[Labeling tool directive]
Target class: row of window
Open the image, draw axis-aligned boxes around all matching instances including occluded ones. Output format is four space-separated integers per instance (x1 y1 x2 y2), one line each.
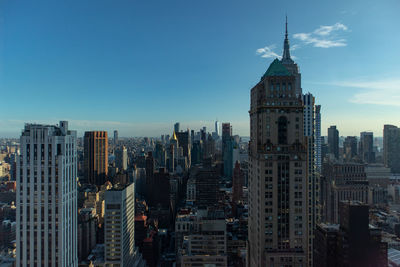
269 82 293 91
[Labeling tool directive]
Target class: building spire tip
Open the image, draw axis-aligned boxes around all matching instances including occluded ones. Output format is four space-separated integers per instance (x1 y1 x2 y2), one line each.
285 15 288 37
282 15 292 62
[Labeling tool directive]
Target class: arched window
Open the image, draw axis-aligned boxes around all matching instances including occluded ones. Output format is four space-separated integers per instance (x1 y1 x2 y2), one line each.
278 116 288 144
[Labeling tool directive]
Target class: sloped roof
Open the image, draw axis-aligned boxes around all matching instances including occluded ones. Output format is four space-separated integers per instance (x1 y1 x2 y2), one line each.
261 58 292 79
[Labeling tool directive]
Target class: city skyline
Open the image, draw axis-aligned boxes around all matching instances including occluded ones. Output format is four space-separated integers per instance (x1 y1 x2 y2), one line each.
2 1 399 266
0 119 393 139
1 0 399 137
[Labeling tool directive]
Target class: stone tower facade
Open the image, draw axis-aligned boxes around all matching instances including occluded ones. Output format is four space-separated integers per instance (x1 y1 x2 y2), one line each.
248 19 312 266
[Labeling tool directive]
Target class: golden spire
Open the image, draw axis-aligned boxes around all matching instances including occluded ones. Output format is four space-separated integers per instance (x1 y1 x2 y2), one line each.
171 131 178 141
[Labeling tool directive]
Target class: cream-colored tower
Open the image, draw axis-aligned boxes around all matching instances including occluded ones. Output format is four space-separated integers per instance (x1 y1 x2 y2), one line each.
248 19 311 267
17 121 78 267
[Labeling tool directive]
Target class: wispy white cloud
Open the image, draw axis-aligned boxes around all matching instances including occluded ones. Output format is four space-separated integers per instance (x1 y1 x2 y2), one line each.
256 22 346 59
291 44 300 51
293 22 348 48
314 23 348 36
330 78 400 106
256 45 281 59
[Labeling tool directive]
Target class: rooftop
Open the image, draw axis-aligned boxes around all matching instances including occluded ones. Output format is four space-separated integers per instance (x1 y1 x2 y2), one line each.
319 223 340 232
388 248 400 266
261 58 292 80
108 183 132 191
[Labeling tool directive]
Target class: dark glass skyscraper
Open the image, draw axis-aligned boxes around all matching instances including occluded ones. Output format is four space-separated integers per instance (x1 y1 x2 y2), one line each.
360 131 375 163
383 125 400 173
328 126 339 159
222 123 233 178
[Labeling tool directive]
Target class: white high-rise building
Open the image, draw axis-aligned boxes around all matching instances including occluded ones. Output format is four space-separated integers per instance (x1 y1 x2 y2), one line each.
17 121 78 267
105 183 145 266
303 93 314 137
215 121 220 136
315 105 321 172
115 146 128 171
303 93 321 265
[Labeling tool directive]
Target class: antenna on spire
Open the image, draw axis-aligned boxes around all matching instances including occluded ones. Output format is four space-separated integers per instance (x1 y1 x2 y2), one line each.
285 15 288 38
282 14 293 63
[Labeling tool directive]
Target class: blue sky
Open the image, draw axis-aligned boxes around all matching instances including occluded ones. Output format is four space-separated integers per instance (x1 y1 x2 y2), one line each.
0 0 399 137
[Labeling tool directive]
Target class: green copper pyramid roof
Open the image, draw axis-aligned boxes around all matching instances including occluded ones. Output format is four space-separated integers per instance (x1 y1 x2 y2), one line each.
261 58 292 80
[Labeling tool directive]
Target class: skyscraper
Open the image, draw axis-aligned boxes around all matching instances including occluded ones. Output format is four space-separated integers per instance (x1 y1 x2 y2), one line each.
337 201 387 267
154 142 166 167
314 202 387 267
232 161 243 204
328 126 339 159
115 145 128 172
84 131 108 186
360 132 375 163
194 159 219 207
168 132 179 172
383 125 400 173
176 130 191 168
321 161 368 223
222 123 233 178
248 19 312 266
222 123 232 145
145 152 155 203
17 121 78 266
78 208 98 262
343 136 358 161
174 122 180 133
315 105 322 172
104 183 144 266
114 130 118 146
302 93 320 263
204 133 216 159
215 120 220 137
303 93 314 137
